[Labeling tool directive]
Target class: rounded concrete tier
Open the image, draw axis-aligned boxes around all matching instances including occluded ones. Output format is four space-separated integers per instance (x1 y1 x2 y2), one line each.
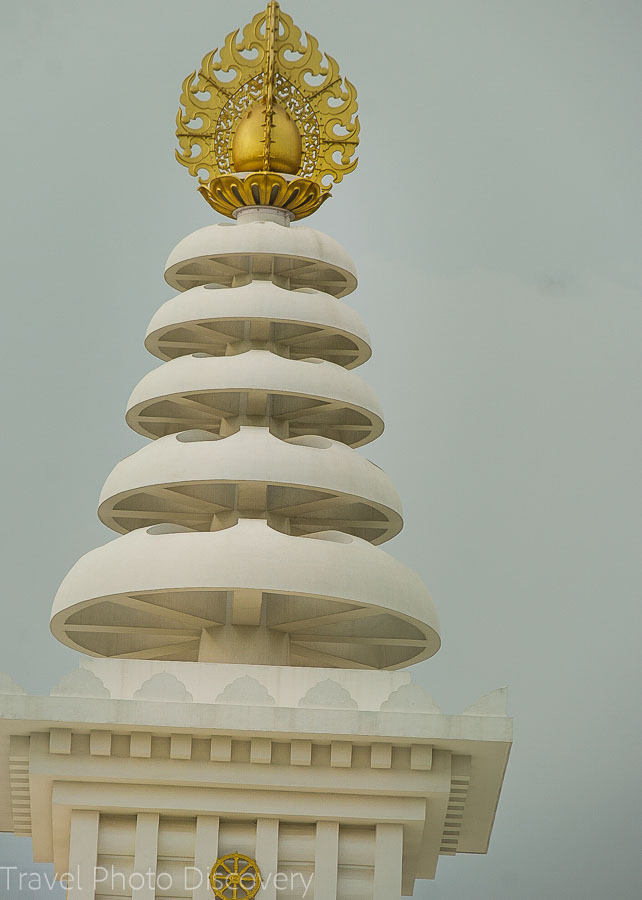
50 519 440 669
126 350 384 446
145 281 371 369
98 426 402 544
164 221 357 297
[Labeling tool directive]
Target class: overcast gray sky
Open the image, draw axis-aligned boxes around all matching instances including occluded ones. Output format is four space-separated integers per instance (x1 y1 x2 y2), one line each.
0 1 640 897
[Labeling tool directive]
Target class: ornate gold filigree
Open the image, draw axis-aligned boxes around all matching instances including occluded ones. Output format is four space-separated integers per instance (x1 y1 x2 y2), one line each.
176 1 359 218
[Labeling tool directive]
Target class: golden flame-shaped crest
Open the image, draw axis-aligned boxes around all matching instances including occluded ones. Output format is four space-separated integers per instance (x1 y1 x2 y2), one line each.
176 1 359 219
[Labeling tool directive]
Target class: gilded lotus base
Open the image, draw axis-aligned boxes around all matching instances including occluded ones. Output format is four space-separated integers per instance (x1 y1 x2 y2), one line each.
198 172 331 221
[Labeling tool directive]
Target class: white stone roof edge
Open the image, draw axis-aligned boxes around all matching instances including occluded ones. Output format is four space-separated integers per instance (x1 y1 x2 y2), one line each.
0 666 512 852
0 662 512 743
0 692 512 742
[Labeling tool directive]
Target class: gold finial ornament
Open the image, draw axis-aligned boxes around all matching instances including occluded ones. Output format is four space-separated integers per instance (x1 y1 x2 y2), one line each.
176 1 359 220
209 852 261 899
232 101 302 174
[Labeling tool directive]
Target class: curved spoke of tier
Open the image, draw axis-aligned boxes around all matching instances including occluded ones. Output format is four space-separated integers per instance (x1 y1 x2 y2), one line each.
267 494 341 516
274 325 333 346
189 321 246 342
276 400 342 421
137 416 216 427
289 634 427 647
290 645 375 669
157 340 228 354
110 595 223 629
153 485 230 514
299 518 385 531
109 511 208 526
64 625 202 637
110 638 200 660
107 509 201 519
289 424 371 435
174 395 236 419
270 606 380 632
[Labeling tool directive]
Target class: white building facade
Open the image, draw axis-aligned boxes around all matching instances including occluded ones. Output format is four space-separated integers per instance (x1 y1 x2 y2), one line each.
0 5 511 898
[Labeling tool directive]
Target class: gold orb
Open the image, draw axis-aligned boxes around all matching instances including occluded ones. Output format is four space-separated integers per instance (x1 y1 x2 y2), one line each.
232 101 302 175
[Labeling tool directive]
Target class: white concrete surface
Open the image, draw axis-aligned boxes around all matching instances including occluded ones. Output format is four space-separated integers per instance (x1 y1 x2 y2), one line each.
125 349 384 445
0 665 512 896
98 426 403 543
50 519 440 667
145 281 371 369
0 206 512 896
164 220 358 297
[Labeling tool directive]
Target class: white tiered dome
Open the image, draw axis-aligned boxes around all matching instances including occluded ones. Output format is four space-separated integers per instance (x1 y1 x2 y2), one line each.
163 217 357 296
51 213 441 669
125 350 384 445
98 427 403 543
145 281 371 368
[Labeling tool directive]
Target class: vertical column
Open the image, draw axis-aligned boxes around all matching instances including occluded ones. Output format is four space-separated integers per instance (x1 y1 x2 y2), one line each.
255 818 279 900
133 813 159 900
192 816 220 900
314 821 339 900
67 809 99 899
373 824 403 900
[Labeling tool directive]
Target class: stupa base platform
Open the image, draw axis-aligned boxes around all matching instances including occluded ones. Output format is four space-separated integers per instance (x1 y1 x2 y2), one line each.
0 661 511 899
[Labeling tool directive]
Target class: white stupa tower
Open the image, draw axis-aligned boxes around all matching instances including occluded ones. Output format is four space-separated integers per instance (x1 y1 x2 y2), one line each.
0 4 511 898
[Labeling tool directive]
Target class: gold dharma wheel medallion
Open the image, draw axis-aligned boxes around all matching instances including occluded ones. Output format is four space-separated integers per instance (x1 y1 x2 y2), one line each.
209 852 262 899
176 1 359 220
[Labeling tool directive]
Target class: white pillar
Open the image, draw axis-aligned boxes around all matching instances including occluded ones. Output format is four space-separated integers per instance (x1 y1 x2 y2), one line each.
133 812 159 900
314 821 339 900
67 809 99 900
373 823 403 900
192 815 220 900
255 818 279 900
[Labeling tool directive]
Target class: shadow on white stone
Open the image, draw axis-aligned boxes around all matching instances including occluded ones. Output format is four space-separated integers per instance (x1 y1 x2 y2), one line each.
50 668 110 699
380 682 441 713
133 672 193 702
298 678 358 709
0 672 26 695
462 686 509 716
215 676 275 706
